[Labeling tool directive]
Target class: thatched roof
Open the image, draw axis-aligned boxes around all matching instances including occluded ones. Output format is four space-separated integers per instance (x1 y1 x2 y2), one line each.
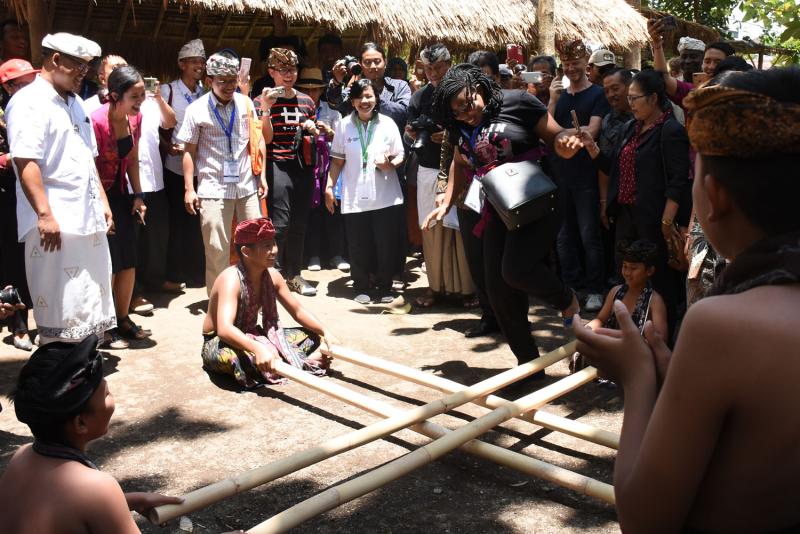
4 0 649 77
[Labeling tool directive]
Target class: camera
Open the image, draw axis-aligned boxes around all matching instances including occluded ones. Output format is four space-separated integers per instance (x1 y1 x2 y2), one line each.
340 55 362 76
409 114 439 152
0 287 22 306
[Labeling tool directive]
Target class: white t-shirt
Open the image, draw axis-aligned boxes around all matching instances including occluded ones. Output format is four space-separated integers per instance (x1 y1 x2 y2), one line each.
7 76 106 240
135 98 165 192
164 79 205 176
330 112 403 214
82 94 102 116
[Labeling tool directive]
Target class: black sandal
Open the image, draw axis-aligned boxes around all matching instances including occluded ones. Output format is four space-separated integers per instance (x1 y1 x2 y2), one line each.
117 316 151 340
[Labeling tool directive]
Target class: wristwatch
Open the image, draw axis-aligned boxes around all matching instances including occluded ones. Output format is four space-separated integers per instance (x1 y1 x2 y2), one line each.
134 192 146 200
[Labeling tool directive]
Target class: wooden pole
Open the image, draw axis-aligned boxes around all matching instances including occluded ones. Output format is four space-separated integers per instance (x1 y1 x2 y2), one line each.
536 0 555 55
247 368 607 533
323 346 618 450
26 0 47 64
150 342 576 524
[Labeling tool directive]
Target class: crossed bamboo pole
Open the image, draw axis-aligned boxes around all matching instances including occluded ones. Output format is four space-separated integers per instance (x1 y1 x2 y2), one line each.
323 345 619 450
246 362 612 533
149 342 576 525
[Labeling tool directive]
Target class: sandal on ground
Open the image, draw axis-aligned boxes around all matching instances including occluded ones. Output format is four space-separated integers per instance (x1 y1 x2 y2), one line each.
414 291 439 308
101 329 129 350
462 294 480 309
117 316 151 340
561 289 581 328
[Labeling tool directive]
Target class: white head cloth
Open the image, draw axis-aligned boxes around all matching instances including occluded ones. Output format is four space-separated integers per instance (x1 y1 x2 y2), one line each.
677 37 706 53
41 33 101 62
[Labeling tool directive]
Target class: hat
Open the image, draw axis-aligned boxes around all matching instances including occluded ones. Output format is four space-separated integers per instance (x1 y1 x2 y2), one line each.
677 37 706 53
14 334 104 426
295 67 326 89
0 59 39 84
557 39 590 61
206 52 239 77
268 47 299 70
178 38 206 60
499 64 513 77
589 49 615 67
234 217 276 245
41 32 101 62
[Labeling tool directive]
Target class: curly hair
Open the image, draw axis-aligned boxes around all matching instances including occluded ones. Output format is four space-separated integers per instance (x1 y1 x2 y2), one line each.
618 239 659 267
430 63 504 131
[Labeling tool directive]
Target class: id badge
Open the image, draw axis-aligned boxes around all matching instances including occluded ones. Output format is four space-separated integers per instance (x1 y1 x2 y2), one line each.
223 158 239 183
464 178 484 214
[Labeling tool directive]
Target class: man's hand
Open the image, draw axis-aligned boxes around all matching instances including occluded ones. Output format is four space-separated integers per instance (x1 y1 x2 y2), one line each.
254 345 280 375
431 130 445 144
648 18 666 43
556 132 584 158
132 197 147 224
238 74 251 97
302 119 320 137
317 121 334 140
260 88 281 115
332 60 348 84
38 212 61 252
404 125 417 141
125 492 184 516
324 187 337 214
167 143 183 157
549 75 564 104
0 287 25 320
184 190 200 215
258 177 268 200
374 154 394 171
321 330 341 351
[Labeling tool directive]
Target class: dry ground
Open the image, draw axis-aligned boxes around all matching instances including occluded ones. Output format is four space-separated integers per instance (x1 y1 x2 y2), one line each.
0 258 623 533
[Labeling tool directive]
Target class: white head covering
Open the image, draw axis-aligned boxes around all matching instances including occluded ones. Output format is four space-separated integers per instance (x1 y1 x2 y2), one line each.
206 53 239 77
41 33 101 62
178 39 206 60
677 37 706 54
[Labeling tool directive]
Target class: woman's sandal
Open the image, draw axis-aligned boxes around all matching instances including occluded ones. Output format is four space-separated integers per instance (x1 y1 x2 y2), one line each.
117 316 151 340
414 291 439 308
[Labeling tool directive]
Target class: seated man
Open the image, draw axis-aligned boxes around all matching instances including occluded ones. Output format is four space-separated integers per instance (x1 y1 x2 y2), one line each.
0 335 182 533
202 217 338 388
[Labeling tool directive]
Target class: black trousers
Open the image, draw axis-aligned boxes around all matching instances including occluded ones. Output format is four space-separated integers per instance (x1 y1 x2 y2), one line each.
305 203 346 264
344 204 405 292
136 189 169 288
483 208 572 364
0 172 30 334
267 160 314 279
163 168 205 284
457 207 497 325
614 205 685 337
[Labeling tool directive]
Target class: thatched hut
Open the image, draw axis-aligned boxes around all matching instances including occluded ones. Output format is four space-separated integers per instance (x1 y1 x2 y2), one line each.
5 0 649 78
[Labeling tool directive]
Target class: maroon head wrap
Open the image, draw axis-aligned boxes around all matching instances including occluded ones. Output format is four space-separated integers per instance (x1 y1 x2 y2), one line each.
234 217 276 245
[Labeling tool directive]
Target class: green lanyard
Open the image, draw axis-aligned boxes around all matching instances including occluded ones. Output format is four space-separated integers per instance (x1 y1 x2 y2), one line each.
355 114 377 173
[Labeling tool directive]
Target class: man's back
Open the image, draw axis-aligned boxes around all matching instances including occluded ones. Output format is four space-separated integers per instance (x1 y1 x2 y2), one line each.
0 445 139 533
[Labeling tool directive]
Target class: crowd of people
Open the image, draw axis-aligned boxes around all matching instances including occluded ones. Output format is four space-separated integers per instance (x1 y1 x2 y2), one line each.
1 12 799 532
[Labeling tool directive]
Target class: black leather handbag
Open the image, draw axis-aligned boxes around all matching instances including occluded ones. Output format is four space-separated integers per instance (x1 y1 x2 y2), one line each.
480 159 557 230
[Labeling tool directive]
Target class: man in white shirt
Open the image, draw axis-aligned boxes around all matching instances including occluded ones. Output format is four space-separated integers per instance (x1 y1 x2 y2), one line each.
80 54 125 116
178 51 265 294
163 38 207 287
7 32 114 345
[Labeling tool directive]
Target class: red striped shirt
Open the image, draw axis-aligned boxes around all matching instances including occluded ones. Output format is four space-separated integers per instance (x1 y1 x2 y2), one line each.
266 91 316 161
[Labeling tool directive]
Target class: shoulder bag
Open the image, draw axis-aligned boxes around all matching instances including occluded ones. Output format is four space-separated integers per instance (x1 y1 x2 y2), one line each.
480 156 557 231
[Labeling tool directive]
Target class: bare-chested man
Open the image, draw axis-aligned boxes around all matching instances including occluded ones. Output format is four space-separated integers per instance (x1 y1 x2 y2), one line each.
573 67 800 532
0 335 182 533
202 217 338 388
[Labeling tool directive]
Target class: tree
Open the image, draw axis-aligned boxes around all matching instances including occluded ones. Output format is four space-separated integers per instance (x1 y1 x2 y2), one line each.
646 0 737 32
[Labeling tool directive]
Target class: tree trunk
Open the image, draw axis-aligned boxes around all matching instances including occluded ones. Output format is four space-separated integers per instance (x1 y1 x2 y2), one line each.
622 0 642 69
536 0 555 56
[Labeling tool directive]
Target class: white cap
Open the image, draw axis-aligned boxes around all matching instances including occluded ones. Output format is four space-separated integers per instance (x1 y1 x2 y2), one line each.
178 38 206 60
42 32 101 62
677 37 706 53
588 49 615 67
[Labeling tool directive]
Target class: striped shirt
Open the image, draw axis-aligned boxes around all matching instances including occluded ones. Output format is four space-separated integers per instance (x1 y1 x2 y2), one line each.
177 91 258 200
265 91 315 161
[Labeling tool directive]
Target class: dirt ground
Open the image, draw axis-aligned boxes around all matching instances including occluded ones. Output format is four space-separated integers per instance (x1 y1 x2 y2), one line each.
0 258 623 533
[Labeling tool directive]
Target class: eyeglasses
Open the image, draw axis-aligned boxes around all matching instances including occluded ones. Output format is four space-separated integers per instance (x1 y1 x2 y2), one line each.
626 93 649 103
361 58 383 68
58 54 90 76
452 88 477 119
270 67 297 76
213 78 238 87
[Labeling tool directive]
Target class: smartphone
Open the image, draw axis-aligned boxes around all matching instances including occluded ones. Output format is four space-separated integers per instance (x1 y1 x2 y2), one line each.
659 15 677 32
520 71 543 84
143 77 158 93
692 72 709 86
506 44 525 66
239 57 252 80
570 109 581 132
135 209 146 226
273 86 286 97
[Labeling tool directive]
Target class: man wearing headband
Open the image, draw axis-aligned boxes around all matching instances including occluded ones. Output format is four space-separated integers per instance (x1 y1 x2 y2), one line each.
572 67 800 531
648 20 711 110
0 334 183 531
201 217 339 388
178 51 266 295
7 33 116 345
552 39 610 313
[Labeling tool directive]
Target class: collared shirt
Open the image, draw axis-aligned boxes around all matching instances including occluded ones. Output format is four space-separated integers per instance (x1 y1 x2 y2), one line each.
7 75 106 241
327 76 411 133
598 109 634 160
136 98 165 192
164 78 205 176
177 91 257 200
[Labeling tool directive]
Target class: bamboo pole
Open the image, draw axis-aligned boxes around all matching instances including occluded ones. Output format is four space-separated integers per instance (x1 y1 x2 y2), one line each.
247 368 608 534
323 346 619 449
150 342 575 524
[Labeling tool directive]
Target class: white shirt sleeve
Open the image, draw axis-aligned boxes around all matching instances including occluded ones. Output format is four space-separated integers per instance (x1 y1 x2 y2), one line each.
8 99 47 160
176 100 200 145
330 117 346 159
385 116 404 158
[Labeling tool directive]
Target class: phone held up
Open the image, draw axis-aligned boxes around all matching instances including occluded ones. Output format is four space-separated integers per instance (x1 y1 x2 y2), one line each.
506 43 525 66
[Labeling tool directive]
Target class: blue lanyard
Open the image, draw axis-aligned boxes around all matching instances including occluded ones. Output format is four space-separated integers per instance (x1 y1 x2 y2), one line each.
460 122 485 166
209 97 236 155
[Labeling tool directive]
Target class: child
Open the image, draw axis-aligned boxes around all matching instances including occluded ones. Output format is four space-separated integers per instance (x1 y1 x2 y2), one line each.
0 335 185 532
571 239 667 375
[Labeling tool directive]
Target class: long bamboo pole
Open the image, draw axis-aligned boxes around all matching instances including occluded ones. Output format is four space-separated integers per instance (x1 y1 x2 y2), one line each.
150 342 575 524
246 369 611 533
323 346 619 449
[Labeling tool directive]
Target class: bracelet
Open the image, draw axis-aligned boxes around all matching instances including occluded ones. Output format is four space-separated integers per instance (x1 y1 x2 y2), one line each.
661 218 673 226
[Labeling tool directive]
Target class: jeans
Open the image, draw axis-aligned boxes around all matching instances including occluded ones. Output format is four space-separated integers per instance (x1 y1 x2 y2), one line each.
556 179 605 293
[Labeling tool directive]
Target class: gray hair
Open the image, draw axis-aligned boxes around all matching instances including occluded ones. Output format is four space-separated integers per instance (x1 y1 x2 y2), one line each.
420 43 451 65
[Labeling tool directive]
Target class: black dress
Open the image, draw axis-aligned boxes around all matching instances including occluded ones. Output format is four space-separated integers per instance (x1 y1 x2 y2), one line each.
106 136 138 274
